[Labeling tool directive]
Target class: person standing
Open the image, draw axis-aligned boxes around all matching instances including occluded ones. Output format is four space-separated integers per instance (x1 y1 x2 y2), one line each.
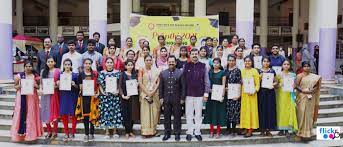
257 57 277 136
75 31 87 54
60 40 83 73
92 32 106 55
40 57 60 139
276 60 298 136
240 56 260 138
101 45 124 71
37 38 57 73
138 55 161 137
51 34 68 68
11 61 43 142
187 35 197 52
204 58 226 139
153 35 169 59
75 58 99 142
97 57 123 139
159 55 185 141
176 46 189 70
170 35 183 58
58 59 79 141
82 39 103 72
227 34 239 54
295 61 321 141
225 55 241 136
183 48 210 141
249 43 263 69
156 47 169 70
119 60 140 139
269 44 285 72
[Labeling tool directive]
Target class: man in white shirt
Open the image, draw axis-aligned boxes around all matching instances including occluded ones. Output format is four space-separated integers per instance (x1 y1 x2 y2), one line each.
61 40 82 73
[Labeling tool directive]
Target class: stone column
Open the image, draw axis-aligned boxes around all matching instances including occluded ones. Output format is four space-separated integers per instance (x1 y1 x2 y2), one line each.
120 0 132 47
259 0 268 49
89 0 107 45
49 0 58 43
194 0 206 16
0 0 13 80
132 0 140 13
16 0 23 35
292 0 299 48
318 0 338 80
181 0 189 16
236 0 254 48
308 0 320 56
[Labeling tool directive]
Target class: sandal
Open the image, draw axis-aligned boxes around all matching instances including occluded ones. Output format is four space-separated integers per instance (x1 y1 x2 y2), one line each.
265 131 273 137
209 132 214 138
51 133 58 140
215 132 220 139
277 131 285 136
63 134 69 142
45 133 52 139
129 132 136 138
125 133 130 139
244 132 252 138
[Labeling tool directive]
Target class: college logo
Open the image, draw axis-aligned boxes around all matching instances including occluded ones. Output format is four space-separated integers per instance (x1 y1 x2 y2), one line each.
316 126 341 140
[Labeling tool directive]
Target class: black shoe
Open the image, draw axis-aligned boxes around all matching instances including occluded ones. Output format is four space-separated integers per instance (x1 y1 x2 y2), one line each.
195 135 202 141
175 134 181 141
186 134 192 141
162 134 171 141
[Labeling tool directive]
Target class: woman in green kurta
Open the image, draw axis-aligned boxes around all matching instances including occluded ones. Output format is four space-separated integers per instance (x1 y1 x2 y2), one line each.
204 58 227 139
275 60 298 136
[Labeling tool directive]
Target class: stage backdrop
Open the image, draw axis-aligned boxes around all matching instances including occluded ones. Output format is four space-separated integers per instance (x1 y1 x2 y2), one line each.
129 14 219 50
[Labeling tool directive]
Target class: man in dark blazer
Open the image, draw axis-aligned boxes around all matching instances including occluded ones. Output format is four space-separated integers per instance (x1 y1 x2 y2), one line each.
75 31 87 54
159 55 185 141
92 32 106 55
36 38 58 73
51 34 68 68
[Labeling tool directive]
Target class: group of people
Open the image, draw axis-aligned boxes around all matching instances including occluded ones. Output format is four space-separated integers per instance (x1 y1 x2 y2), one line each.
11 31 322 143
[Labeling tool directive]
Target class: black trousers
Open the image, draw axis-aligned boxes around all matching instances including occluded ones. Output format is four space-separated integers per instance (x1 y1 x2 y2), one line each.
121 98 134 134
83 116 94 135
163 100 181 135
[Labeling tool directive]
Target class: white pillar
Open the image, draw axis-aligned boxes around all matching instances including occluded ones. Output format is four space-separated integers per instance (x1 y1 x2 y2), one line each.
89 0 107 45
318 0 338 80
0 0 13 80
194 0 206 16
181 0 189 16
308 0 320 56
236 0 254 48
259 0 268 48
49 0 58 44
292 0 299 48
132 0 140 13
16 0 23 35
120 0 132 47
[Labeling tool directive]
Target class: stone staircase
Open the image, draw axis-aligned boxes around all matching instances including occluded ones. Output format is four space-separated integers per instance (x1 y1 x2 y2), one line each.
0 82 342 146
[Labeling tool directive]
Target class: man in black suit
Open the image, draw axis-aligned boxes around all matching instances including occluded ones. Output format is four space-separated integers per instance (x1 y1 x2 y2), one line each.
92 32 106 55
75 31 87 54
159 55 185 141
36 38 58 73
51 34 68 68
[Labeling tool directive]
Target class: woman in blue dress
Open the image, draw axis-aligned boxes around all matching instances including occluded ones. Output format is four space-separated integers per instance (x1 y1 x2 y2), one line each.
257 56 277 136
58 59 79 141
97 57 123 139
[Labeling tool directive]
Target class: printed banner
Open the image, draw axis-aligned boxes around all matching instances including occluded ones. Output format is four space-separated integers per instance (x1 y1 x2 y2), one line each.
129 14 219 49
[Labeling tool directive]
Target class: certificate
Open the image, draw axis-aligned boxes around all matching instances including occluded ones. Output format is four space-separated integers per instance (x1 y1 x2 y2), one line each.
227 84 241 99
253 56 262 69
82 80 95 96
243 78 255 94
20 79 34 95
261 73 274 89
283 76 295 92
42 78 54 94
211 84 224 101
59 74 72 91
272 66 282 75
105 77 117 94
236 59 245 70
126 79 138 96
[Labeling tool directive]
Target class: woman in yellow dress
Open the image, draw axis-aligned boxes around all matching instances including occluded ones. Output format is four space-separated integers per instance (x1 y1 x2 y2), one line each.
240 56 260 137
138 54 161 137
276 60 298 136
295 61 321 141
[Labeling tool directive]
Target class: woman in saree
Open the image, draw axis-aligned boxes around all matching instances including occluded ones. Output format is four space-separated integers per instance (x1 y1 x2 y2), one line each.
295 61 321 141
138 55 161 137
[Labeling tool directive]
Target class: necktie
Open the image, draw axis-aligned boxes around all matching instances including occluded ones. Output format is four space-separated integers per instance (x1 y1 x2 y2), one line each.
59 44 62 55
45 50 50 61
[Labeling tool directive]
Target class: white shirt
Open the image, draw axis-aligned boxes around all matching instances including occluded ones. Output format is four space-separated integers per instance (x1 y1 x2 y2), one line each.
60 51 82 73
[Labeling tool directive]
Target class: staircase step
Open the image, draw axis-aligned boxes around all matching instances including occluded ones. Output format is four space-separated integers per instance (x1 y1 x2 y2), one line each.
316 116 343 126
319 95 342 101
319 100 343 109
0 102 14 110
318 108 343 118
0 129 304 146
0 95 15 102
